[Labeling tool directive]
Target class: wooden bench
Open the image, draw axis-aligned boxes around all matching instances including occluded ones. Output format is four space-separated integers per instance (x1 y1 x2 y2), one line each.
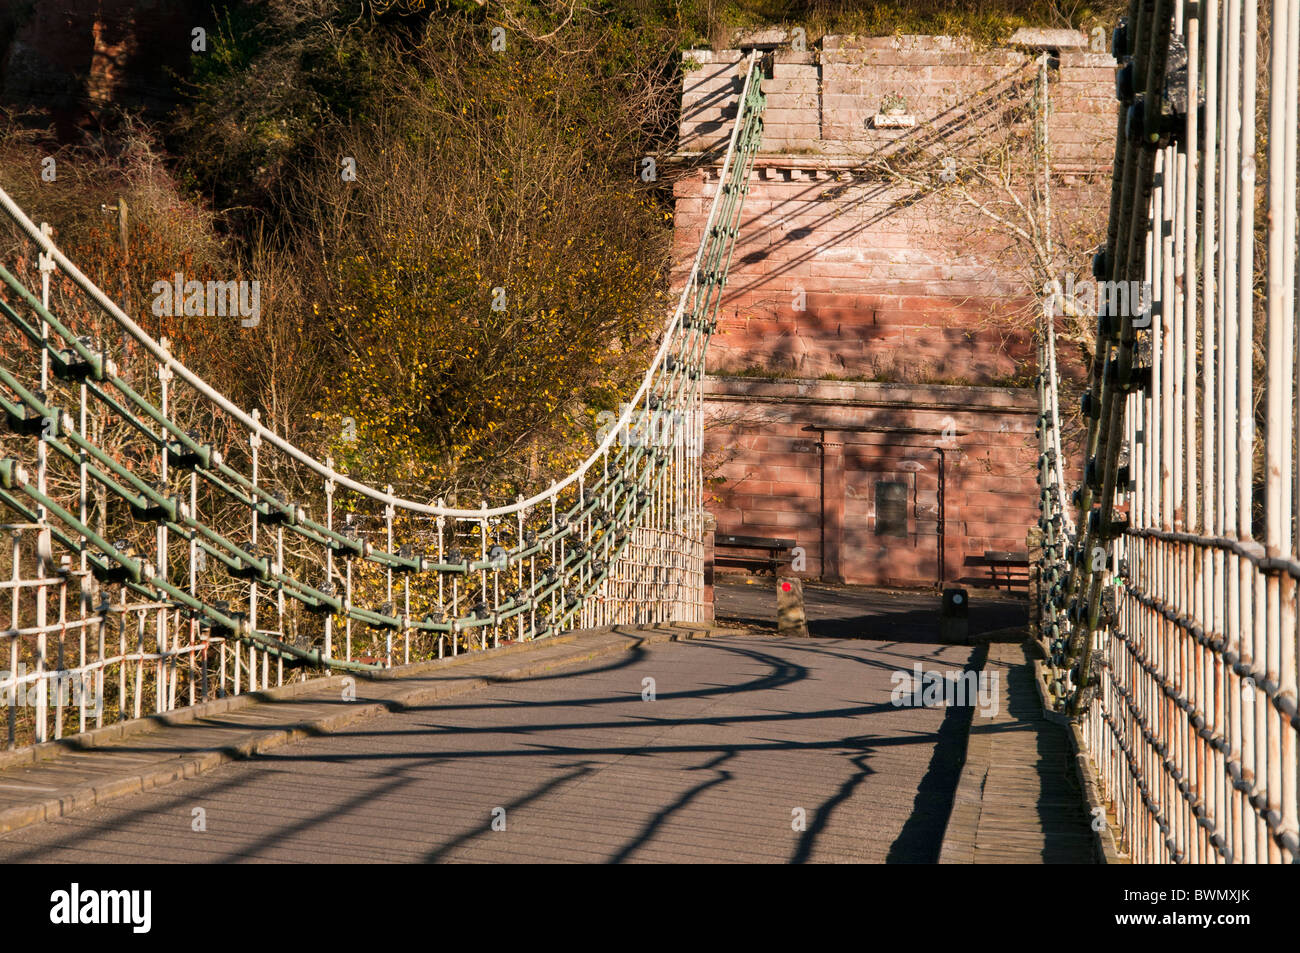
980 550 1030 591
714 534 796 575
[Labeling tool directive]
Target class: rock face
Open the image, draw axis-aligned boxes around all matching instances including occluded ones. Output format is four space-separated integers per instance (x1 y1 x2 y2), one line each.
1 0 215 133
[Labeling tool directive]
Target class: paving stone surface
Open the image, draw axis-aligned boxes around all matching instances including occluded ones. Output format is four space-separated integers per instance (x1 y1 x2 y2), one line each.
939 642 1097 864
0 633 979 863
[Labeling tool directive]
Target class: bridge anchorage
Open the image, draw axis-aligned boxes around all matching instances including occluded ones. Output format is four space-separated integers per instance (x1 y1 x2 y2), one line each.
1035 1 1300 864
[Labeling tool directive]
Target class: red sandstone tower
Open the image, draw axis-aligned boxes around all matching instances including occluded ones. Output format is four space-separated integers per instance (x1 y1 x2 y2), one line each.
677 33 1114 588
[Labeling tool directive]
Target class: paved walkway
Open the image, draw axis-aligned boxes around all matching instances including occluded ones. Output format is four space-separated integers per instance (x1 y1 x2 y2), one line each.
939 642 1097 863
0 631 978 863
714 577 1028 639
0 625 706 835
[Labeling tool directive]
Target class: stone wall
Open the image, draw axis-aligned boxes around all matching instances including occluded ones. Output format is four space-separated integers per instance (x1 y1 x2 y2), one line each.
681 35 1116 166
704 377 1039 588
677 35 1114 384
682 34 1114 587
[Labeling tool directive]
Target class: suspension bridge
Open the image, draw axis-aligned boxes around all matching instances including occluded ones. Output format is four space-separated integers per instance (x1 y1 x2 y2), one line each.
0 1 1298 866
1036 0 1299 864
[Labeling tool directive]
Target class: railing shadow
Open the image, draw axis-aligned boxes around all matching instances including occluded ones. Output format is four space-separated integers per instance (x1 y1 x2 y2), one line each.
0 633 994 864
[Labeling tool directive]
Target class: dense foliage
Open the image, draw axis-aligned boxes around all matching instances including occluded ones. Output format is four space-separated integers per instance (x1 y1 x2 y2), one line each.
1 0 1122 502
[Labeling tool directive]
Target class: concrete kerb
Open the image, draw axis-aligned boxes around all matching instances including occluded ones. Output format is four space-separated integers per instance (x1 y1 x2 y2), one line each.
0 622 747 836
0 670 351 773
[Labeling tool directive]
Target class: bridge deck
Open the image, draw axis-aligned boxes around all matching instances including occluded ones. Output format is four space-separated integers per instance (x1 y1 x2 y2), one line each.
940 642 1097 863
0 631 979 863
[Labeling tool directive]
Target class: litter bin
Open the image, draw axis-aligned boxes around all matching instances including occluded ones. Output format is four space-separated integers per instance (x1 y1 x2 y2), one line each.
940 588 969 644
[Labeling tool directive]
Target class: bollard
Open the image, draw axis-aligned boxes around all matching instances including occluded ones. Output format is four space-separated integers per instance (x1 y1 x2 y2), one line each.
776 576 809 638
939 588 969 644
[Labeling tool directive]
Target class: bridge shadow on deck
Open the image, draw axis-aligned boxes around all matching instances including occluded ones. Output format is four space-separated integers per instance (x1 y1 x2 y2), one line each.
996 649 1093 862
0 632 994 864
0 584 1042 864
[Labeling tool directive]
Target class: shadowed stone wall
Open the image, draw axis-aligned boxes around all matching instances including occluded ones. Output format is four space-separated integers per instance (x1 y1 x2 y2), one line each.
682 34 1113 587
